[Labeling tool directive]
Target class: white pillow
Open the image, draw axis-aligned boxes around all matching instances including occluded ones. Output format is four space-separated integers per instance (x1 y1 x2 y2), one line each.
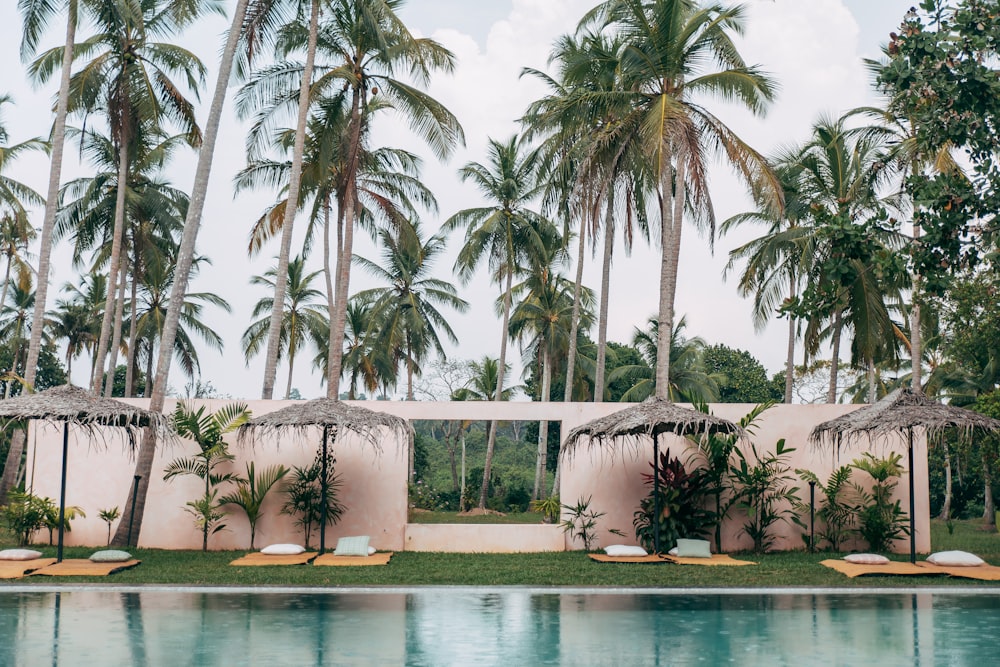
368 546 376 556
604 544 648 557
261 543 306 556
0 548 42 561
89 550 132 563
844 553 890 565
926 550 985 567
668 547 679 557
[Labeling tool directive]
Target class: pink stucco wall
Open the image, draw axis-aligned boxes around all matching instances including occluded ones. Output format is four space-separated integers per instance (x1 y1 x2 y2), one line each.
23 400 929 554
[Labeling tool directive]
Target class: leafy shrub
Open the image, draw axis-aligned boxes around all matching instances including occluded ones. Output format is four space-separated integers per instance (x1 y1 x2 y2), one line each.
1 491 51 545
409 479 446 511
851 452 909 552
730 439 802 553
795 466 856 551
562 496 606 550
282 449 345 549
633 448 713 552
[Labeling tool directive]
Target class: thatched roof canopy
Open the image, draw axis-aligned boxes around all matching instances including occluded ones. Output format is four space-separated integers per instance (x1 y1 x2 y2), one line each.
0 384 171 438
237 398 411 453
563 399 744 456
809 387 1000 447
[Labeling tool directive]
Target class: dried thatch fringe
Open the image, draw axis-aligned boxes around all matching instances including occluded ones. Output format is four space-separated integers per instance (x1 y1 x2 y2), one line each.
236 398 412 455
0 384 173 449
562 398 744 459
809 387 1000 448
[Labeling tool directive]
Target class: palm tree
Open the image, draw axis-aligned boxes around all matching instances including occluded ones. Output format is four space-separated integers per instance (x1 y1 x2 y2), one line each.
243 255 328 399
47 300 97 381
29 0 207 396
580 0 778 400
609 315 719 403
354 222 468 401
333 297 395 399
113 0 254 547
219 461 289 549
164 401 249 551
509 239 594 499
444 135 552 509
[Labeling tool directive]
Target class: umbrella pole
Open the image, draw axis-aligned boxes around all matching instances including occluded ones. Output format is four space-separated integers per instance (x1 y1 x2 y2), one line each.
57 422 69 563
653 432 660 555
908 428 916 564
320 425 329 554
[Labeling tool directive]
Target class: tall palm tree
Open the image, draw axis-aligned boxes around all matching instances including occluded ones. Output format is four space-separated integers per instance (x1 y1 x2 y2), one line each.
332 296 394 399
354 221 468 402
509 237 594 499
580 0 778 400
114 0 253 547
47 299 97 382
243 255 328 399
445 135 552 509
30 0 207 395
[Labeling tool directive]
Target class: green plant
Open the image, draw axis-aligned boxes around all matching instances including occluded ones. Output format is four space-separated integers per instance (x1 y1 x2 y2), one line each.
409 479 445 511
530 495 560 523
41 504 85 546
633 448 713 552
281 449 345 549
795 466 856 551
0 491 50 545
730 439 802 553
220 461 289 549
98 507 121 546
164 401 250 551
850 452 909 552
561 496 605 550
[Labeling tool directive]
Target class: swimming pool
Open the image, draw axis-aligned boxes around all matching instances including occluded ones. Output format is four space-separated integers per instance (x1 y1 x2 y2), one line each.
1 587 997 665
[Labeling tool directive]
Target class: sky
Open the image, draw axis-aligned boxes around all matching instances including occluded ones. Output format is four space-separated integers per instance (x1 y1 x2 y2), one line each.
0 0 919 401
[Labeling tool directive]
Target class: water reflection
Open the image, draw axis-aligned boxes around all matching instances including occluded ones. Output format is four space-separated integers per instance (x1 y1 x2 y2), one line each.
0 590 997 665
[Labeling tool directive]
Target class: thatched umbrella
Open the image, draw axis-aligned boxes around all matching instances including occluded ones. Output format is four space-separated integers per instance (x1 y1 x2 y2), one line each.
809 387 1000 562
237 398 411 553
0 384 172 561
563 399 744 553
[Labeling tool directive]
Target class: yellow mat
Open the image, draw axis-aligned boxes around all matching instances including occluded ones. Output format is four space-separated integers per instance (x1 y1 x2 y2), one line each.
915 562 1000 581
31 559 141 577
588 554 670 564
664 554 757 566
230 552 318 566
820 559 939 578
0 558 57 579
313 552 393 566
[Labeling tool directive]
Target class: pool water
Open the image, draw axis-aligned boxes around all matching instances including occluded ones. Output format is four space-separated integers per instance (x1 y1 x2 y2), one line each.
1 588 997 665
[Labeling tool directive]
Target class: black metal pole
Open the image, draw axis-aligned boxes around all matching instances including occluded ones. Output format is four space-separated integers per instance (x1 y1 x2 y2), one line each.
56 423 69 563
908 428 916 563
653 432 660 555
126 475 141 547
809 480 816 553
320 425 329 554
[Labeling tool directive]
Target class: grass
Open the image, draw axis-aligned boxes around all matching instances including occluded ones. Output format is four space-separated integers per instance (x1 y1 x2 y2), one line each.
2 519 998 588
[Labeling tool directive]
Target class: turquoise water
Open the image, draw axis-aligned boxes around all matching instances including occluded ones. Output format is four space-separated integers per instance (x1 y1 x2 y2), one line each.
1 588 998 665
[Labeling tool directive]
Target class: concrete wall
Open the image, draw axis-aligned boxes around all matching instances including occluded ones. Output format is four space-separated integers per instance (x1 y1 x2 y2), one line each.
23 400 930 554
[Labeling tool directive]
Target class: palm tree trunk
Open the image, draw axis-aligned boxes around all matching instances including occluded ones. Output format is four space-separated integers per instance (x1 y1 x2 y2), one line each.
144 333 154 397
3 4 77 502
983 451 995 526
479 270 513 509
92 134 130 395
938 440 952 520
260 0 320 400
656 153 685 401
284 345 295 399
867 358 877 404
322 196 336 391
563 215 586 402
103 266 128 396
785 277 796 403
406 332 414 401
827 307 843 404
124 246 140 396
594 203 614 401
533 346 552 499
911 188 923 393
112 0 251 547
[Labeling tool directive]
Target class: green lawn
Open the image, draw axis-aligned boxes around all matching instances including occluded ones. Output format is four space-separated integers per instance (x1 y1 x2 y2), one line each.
2 520 998 588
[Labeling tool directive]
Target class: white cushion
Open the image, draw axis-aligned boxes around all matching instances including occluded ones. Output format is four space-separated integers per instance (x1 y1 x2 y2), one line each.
368 546 376 556
0 548 42 561
604 544 647 557
844 553 890 565
668 547 679 557
334 535 370 557
260 543 306 556
675 538 712 558
926 550 985 567
89 550 132 563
